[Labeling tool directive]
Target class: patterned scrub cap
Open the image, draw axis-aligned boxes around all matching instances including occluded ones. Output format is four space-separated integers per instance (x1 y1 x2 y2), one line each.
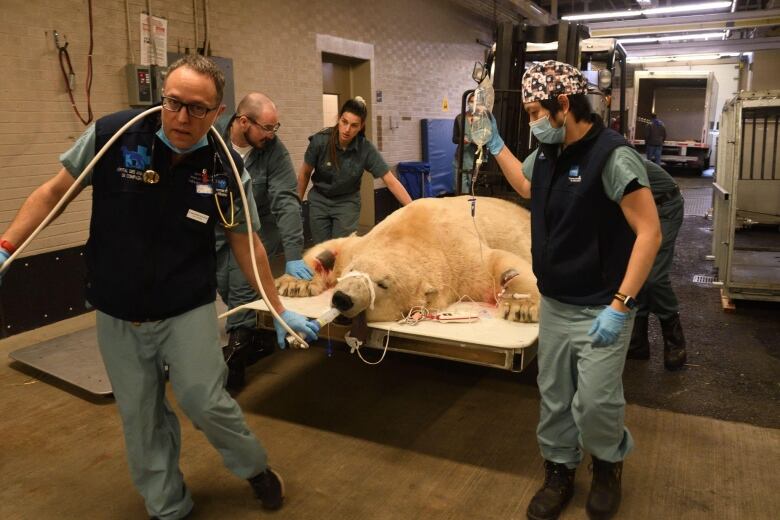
521 60 589 103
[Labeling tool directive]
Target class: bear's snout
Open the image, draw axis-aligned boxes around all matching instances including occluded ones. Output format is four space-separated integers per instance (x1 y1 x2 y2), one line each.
332 290 354 312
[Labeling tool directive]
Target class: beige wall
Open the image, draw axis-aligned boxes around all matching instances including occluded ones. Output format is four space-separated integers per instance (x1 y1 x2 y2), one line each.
750 49 780 92
0 0 491 256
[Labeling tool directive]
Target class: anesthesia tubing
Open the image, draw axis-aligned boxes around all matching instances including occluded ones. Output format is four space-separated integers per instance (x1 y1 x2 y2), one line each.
0 106 307 348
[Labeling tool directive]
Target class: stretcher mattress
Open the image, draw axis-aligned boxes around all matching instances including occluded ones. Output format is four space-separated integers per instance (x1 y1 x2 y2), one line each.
242 290 539 371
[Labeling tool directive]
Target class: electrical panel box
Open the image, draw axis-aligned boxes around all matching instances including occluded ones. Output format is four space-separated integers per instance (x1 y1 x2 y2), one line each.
126 64 165 107
126 64 154 106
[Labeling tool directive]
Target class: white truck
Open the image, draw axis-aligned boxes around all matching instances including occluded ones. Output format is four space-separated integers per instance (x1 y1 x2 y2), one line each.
629 70 719 174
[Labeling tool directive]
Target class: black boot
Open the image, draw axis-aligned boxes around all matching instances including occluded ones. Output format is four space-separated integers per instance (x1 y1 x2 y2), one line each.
223 327 254 390
660 313 687 370
526 461 576 520
586 457 622 520
246 333 275 365
626 315 650 360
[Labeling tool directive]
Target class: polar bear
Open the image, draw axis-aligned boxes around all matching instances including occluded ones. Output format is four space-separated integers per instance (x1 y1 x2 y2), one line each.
275 196 539 323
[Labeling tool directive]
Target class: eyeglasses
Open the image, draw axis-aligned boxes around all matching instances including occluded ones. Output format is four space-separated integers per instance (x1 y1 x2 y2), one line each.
161 96 219 119
240 114 281 134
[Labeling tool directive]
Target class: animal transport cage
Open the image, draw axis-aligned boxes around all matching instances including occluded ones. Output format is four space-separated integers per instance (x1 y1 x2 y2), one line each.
712 90 780 303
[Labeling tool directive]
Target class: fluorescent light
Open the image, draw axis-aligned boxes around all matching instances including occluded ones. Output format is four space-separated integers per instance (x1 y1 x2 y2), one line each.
563 1 731 22
643 1 731 15
619 31 726 45
562 10 642 21
626 52 741 63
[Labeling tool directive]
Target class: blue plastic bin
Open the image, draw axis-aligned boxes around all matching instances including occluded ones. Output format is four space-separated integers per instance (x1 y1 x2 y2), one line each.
397 162 432 200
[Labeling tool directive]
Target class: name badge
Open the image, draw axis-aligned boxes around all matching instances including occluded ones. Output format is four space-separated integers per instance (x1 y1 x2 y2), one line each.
186 209 209 224
568 165 581 183
196 183 214 195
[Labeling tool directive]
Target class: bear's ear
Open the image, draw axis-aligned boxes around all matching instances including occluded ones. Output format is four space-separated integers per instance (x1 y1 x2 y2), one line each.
315 249 337 272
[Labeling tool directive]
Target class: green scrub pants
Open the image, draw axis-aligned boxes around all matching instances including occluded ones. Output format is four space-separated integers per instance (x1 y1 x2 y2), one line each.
96 303 268 520
536 296 635 467
636 193 684 320
215 215 281 332
307 188 360 244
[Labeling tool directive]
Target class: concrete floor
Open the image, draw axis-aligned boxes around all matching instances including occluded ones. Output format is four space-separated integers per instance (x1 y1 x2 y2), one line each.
2 173 779 519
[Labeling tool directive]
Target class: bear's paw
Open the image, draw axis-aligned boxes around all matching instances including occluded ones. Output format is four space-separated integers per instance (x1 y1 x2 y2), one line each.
498 293 539 323
274 274 325 297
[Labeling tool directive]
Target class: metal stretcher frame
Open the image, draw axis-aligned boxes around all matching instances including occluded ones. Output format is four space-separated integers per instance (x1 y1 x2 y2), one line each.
244 291 539 372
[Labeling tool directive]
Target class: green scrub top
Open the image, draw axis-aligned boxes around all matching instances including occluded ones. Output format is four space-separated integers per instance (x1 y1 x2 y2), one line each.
213 115 304 259
60 123 261 235
643 159 678 196
303 128 389 197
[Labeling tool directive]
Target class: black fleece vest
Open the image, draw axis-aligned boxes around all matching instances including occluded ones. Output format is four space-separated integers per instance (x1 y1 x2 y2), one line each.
530 122 635 305
87 109 242 321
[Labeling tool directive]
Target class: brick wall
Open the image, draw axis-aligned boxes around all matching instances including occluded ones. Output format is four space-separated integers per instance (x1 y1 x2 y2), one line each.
0 0 491 256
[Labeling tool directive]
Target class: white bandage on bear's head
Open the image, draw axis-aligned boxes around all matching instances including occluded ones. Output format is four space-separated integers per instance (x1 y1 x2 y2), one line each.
337 270 376 310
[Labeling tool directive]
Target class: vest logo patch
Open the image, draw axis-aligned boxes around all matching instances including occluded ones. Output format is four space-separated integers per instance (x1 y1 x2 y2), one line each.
121 145 151 170
538 151 546 160
568 165 581 183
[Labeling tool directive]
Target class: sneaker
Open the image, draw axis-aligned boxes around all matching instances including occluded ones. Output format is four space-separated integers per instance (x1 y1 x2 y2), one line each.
527 460 576 520
248 467 285 510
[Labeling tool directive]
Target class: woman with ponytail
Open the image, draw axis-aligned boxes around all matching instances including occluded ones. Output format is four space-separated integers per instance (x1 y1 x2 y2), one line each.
297 96 411 244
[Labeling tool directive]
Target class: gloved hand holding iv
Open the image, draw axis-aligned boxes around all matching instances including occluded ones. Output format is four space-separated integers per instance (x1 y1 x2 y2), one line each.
274 309 320 348
486 114 505 156
588 306 628 347
285 259 313 280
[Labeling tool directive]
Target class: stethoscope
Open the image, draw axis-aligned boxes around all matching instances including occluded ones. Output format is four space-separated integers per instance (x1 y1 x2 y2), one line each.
142 132 237 229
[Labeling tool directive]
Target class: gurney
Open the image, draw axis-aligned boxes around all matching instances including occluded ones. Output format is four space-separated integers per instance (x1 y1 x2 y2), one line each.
242 290 539 371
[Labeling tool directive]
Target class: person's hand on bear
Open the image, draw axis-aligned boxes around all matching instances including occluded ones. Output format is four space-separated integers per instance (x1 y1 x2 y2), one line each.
285 259 313 280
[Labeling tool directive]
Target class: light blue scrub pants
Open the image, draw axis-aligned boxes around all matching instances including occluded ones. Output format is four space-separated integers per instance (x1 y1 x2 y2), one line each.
96 303 268 520
536 296 635 468
307 188 361 245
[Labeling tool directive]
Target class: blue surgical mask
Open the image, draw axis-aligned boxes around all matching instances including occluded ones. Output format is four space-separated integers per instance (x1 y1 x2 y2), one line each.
529 114 566 144
156 128 209 155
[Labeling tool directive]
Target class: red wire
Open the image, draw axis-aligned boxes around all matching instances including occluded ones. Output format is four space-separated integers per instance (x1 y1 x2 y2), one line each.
57 0 93 125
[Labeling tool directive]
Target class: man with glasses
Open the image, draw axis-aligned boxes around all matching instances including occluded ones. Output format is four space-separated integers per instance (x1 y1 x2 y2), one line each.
214 92 311 389
0 54 318 518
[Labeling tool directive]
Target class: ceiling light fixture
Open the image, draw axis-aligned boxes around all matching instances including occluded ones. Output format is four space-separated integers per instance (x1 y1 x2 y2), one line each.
618 31 727 45
626 52 741 63
562 1 732 22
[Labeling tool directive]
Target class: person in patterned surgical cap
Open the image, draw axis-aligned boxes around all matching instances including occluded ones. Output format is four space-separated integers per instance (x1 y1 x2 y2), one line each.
482 60 662 520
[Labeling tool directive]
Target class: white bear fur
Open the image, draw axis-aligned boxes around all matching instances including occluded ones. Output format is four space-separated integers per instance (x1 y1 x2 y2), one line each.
275 196 539 323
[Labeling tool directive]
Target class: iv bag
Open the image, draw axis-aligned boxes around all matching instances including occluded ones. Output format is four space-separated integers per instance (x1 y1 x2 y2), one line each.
469 75 496 147
470 111 492 147
473 75 495 113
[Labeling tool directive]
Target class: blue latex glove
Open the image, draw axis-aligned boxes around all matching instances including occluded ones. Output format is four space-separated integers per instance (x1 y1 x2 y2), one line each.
486 114 505 156
0 247 9 286
285 259 313 280
588 306 629 347
274 309 320 348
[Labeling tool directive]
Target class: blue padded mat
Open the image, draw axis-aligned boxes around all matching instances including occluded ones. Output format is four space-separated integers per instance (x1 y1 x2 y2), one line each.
421 119 456 195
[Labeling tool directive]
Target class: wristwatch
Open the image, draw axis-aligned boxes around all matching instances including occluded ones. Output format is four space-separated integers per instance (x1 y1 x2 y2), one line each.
614 292 637 309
